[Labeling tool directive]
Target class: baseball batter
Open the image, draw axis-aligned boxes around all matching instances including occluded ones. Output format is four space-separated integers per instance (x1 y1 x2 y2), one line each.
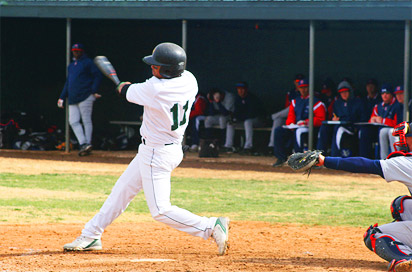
63 42 230 255
316 121 412 271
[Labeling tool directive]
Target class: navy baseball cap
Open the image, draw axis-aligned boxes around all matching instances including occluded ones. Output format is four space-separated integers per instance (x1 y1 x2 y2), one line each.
71 43 84 51
380 84 394 95
235 81 248 88
394 85 404 94
298 79 309 88
366 78 378 86
294 74 305 82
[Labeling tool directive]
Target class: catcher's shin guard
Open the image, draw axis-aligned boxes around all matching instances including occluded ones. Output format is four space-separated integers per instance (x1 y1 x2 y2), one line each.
391 195 412 222
373 235 412 262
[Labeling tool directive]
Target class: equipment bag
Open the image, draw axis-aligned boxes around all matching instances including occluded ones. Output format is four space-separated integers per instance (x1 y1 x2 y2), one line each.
199 139 219 158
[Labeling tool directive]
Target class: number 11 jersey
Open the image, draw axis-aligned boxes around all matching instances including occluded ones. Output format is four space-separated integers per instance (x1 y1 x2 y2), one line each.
126 70 198 145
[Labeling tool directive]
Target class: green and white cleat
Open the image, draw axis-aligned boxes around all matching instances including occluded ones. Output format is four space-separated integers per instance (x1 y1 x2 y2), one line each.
212 217 230 255
63 235 102 251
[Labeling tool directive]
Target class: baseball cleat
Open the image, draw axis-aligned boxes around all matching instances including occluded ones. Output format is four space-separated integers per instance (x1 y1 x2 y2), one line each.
78 144 92 156
272 158 286 167
63 235 102 251
212 217 230 255
388 259 412 272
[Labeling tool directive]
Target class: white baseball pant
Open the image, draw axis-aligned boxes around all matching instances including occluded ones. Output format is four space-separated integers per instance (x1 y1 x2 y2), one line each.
69 94 95 145
81 142 217 240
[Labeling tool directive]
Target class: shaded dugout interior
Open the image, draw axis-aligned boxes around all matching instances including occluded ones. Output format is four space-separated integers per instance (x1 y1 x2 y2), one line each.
0 18 409 137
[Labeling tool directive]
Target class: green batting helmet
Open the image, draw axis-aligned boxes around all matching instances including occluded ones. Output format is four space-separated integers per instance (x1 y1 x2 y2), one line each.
143 42 186 79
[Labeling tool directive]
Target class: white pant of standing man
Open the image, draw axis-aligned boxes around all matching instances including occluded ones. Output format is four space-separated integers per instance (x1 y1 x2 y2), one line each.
69 94 95 145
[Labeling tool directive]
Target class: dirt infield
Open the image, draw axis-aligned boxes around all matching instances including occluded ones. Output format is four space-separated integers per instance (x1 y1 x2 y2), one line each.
0 150 387 271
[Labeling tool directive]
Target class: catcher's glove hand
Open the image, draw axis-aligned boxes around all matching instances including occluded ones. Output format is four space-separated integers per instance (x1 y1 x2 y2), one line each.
287 150 322 176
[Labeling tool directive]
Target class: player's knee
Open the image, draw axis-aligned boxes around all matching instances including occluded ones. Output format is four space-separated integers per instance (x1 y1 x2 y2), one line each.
69 120 81 127
82 118 92 126
363 223 380 252
204 118 213 128
391 195 412 221
150 203 173 221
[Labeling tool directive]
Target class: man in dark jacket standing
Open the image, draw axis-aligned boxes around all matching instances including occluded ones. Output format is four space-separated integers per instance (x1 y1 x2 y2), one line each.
57 43 102 156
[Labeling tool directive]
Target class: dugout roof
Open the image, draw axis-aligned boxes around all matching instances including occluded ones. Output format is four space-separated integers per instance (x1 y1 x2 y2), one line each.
1 0 412 21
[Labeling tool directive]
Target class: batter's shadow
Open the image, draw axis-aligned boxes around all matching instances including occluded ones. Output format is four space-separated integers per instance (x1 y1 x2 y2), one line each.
234 257 386 271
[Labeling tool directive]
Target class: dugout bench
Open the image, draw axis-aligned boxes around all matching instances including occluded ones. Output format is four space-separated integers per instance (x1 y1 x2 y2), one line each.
109 120 272 153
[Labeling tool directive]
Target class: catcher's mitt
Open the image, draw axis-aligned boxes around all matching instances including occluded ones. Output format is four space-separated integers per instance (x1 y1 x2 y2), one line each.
287 150 322 175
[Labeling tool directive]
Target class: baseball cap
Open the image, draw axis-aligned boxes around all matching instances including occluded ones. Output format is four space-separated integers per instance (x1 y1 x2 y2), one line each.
71 43 84 51
394 85 404 94
337 80 352 93
380 84 394 95
294 74 305 82
366 78 378 86
235 81 248 88
321 79 334 94
297 79 309 88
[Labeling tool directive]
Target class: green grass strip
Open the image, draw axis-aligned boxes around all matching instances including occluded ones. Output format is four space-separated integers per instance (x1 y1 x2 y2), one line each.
0 173 395 227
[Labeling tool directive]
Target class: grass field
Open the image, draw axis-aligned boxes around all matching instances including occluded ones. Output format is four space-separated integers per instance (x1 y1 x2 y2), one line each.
0 171 407 227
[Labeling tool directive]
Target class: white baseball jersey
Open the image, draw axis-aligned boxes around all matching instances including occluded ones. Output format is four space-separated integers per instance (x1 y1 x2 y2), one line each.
126 70 198 145
380 156 412 192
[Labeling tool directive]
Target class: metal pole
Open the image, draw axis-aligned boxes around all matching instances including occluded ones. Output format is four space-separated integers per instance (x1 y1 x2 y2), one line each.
404 20 410 122
0 17 2 126
308 21 315 150
65 18 71 153
182 20 187 51
182 19 188 146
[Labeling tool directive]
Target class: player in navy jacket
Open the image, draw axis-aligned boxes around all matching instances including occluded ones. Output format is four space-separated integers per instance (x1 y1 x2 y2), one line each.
59 46 102 105
361 78 382 118
227 82 265 153
317 82 365 157
57 43 102 156
359 84 401 159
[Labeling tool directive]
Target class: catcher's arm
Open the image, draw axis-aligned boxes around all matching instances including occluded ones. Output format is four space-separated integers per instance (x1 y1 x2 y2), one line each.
317 154 325 166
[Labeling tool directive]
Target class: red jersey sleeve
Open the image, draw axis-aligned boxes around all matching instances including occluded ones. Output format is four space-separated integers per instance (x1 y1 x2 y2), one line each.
306 101 326 127
368 105 378 122
189 97 207 119
285 101 296 125
285 93 291 108
382 113 397 127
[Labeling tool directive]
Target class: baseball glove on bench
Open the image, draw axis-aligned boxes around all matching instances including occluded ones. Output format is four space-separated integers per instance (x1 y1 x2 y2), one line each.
287 150 322 175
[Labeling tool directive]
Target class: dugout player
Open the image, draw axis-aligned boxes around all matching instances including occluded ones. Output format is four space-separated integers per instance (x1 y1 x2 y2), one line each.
272 79 326 167
317 81 364 157
359 84 401 158
63 42 230 255
316 121 412 271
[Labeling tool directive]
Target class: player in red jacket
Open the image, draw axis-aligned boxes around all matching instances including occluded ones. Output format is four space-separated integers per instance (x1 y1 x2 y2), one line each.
273 79 326 166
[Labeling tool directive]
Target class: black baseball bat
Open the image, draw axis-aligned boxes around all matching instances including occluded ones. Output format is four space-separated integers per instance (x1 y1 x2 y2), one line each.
94 56 121 86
